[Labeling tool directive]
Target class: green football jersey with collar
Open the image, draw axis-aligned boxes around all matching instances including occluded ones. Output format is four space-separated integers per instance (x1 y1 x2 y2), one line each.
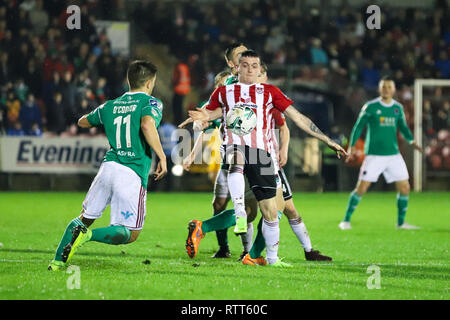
224 75 238 85
349 97 414 156
86 91 163 188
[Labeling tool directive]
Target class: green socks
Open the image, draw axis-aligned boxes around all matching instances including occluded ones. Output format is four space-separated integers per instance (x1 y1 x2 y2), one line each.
397 193 409 226
202 209 237 234
90 225 131 245
205 209 236 248
53 217 86 262
344 191 362 222
249 211 282 259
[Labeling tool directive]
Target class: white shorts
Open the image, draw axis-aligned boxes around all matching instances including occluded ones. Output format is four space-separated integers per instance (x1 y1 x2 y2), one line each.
359 154 409 184
82 161 147 230
213 167 255 200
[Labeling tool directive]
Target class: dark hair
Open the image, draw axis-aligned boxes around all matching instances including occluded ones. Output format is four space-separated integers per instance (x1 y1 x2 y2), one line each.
224 42 245 62
380 75 395 82
127 60 157 89
239 49 260 62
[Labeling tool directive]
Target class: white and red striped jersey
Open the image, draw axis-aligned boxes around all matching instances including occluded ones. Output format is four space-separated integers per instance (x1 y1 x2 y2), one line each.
206 82 293 154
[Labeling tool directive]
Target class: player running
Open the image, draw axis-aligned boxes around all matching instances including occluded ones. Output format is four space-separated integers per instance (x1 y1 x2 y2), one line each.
48 60 167 271
339 76 423 230
189 50 346 266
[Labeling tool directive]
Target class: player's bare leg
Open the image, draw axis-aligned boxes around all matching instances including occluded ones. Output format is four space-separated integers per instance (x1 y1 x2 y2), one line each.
340 179 371 230
395 180 419 229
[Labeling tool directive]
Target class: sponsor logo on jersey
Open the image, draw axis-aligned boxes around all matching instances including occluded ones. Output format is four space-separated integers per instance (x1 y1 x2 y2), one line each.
379 116 396 126
149 99 159 107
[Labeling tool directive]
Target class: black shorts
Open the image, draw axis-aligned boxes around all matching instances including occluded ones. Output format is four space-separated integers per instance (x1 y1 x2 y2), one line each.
278 168 293 201
222 144 277 202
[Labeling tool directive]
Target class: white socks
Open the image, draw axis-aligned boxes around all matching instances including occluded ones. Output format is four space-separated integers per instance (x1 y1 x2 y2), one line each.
289 218 312 252
228 166 246 219
240 222 254 252
262 219 280 264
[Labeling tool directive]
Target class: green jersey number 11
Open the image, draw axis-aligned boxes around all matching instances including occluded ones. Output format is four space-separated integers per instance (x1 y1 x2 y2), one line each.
114 114 132 149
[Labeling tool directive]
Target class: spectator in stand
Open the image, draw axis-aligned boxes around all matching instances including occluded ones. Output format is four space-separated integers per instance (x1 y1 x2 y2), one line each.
95 77 108 104
46 91 65 135
42 71 61 111
24 59 42 97
19 93 41 135
0 51 11 86
361 60 380 90
172 54 191 125
59 70 78 126
27 0 49 37
310 38 328 66
5 89 20 129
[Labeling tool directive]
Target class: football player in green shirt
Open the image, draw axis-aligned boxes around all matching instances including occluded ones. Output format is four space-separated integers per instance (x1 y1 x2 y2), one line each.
339 76 423 230
48 60 167 270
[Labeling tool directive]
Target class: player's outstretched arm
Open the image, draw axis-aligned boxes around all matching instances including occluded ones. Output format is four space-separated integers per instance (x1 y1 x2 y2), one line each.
78 114 93 128
283 105 347 159
178 103 210 128
141 115 167 180
183 131 205 171
188 107 222 122
278 123 290 167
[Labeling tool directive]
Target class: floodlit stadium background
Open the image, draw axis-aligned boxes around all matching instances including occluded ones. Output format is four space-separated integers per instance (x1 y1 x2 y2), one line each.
0 0 448 193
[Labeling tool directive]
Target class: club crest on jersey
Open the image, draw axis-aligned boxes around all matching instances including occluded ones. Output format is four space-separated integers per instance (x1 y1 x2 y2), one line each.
256 87 264 94
394 108 399 114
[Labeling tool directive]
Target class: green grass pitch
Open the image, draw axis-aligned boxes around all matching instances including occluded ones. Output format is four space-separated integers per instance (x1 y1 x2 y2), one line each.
0 191 448 300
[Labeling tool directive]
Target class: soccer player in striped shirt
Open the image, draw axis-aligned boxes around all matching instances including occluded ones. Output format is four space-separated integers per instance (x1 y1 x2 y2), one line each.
189 50 346 266
339 76 423 230
185 64 332 264
48 61 167 271
180 43 250 259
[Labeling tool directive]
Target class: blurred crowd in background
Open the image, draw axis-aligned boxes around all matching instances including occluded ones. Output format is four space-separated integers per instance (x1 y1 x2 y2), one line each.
0 0 448 169
0 0 130 136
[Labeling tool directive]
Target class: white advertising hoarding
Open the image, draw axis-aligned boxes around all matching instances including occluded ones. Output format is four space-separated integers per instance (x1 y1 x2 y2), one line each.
0 137 109 174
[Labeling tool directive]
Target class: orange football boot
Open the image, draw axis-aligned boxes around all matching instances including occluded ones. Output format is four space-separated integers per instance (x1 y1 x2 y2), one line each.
242 253 267 266
185 220 204 258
